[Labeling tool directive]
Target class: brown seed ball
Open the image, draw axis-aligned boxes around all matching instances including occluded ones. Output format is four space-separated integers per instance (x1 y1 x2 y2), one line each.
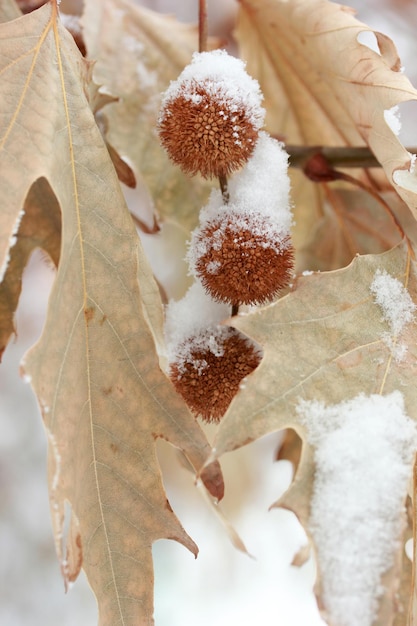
158 84 259 179
170 327 261 423
157 50 264 179
191 212 295 305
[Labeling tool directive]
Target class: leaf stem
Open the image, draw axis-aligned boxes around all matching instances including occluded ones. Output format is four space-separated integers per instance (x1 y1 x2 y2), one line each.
198 0 208 53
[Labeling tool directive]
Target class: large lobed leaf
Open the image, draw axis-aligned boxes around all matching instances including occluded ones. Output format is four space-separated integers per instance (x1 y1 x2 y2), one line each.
211 241 417 625
236 0 417 269
0 4 223 625
220 2 417 622
237 0 417 187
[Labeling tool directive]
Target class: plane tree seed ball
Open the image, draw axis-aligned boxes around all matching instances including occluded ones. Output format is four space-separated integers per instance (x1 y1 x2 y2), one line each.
158 50 265 179
169 326 261 422
190 211 295 305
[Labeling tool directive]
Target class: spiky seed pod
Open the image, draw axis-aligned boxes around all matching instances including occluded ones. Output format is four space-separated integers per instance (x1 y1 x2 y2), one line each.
190 212 295 305
170 326 261 423
158 85 258 178
158 50 265 179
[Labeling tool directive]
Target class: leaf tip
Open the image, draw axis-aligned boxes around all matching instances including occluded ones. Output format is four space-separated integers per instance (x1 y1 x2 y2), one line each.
199 457 224 501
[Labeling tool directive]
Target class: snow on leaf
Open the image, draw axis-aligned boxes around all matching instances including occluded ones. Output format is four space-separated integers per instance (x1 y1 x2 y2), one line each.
0 5 223 625
370 267 417 362
370 268 416 336
211 241 417 625
81 0 219 231
296 391 417 626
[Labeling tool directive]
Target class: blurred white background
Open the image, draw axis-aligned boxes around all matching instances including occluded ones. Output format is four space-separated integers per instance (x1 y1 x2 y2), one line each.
1 0 417 624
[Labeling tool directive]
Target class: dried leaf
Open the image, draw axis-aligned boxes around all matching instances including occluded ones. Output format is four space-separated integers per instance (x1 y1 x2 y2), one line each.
236 0 417 264
197 479 254 557
106 141 136 188
393 495 413 626
177 449 253 556
81 0 217 231
0 5 223 624
302 188 417 271
0 177 61 360
291 542 310 568
276 428 302 472
212 241 417 625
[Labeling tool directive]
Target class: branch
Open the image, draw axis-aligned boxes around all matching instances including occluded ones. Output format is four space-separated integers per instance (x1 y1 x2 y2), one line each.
286 145 416 170
290 149 415 259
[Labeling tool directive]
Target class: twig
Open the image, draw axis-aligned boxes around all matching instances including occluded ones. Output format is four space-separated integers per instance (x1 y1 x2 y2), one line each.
217 175 237 315
219 173 230 204
285 144 416 170
198 0 208 53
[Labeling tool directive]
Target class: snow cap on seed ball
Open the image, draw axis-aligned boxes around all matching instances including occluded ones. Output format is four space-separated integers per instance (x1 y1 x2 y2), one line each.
158 49 265 178
192 132 293 244
164 280 230 364
186 132 295 305
227 131 293 233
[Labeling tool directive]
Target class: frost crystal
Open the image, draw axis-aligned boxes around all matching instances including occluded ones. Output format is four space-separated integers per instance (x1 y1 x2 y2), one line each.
297 391 417 626
370 268 416 336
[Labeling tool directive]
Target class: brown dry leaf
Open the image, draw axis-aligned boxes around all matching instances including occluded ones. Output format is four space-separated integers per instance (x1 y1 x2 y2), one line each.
395 494 413 626
236 0 417 264
211 241 417 626
81 0 216 231
303 187 417 271
0 178 61 360
276 428 302 472
0 4 223 624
